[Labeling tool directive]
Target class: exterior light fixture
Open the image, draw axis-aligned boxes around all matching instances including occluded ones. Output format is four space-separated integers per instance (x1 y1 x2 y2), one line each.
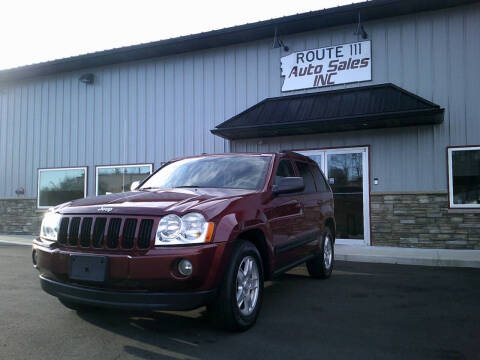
273 27 289 52
354 12 368 40
79 73 95 84
15 187 25 195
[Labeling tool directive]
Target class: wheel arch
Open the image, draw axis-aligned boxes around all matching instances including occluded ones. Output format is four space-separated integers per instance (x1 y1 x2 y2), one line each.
324 217 336 243
236 228 272 281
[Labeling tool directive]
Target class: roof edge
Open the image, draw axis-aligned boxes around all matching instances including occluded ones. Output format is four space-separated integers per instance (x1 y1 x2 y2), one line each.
1 0 478 84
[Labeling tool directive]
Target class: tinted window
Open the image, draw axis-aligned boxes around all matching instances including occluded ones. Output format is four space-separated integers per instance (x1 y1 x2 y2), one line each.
295 161 316 193
140 155 271 190
311 165 330 192
38 168 86 207
97 165 152 195
274 159 295 185
450 148 480 206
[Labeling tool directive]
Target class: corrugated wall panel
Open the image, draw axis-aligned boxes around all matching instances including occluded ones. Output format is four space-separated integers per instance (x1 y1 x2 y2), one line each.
0 3 480 198
0 93 7 195
465 5 480 145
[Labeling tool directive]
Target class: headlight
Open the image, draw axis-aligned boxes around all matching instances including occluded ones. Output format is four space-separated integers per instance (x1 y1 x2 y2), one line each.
155 212 214 245
40 212 62 241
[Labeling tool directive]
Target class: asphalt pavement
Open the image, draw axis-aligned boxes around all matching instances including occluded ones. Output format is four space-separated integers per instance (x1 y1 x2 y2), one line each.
1 245 479 360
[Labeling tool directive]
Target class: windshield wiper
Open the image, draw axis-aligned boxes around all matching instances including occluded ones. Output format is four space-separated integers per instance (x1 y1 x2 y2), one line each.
139 187 160 191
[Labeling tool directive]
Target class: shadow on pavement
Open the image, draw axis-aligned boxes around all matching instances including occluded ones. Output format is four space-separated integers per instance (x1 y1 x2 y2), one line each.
73 263 480 360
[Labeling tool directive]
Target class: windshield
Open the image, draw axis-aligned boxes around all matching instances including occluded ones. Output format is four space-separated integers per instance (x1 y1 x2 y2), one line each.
140 155 272 190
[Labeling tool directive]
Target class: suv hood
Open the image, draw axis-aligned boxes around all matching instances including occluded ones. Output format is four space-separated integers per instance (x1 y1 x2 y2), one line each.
56 187 253 217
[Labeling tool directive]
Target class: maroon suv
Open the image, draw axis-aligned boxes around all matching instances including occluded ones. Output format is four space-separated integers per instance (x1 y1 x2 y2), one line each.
33 152 335 330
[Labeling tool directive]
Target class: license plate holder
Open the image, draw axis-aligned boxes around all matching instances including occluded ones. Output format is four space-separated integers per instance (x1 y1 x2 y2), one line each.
69 255 108 283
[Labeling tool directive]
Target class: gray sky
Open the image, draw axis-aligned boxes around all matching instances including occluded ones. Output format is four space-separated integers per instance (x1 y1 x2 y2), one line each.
0 0 362 71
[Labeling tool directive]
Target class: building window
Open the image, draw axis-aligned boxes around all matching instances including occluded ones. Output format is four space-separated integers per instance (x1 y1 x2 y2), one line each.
95 164 153 196
38 167 87 208
448 146 480 208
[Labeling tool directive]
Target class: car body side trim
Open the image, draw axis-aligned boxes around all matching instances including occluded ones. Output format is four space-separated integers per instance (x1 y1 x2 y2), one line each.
272 254 317 278
274 229 320 255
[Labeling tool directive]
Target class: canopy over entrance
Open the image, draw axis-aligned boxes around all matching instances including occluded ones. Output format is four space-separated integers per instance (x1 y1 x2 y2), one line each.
211 83 444 140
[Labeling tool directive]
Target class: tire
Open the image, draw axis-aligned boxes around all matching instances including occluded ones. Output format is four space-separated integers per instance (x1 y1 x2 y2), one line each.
207 241 264 331
306 227 334 279
59 298 97 312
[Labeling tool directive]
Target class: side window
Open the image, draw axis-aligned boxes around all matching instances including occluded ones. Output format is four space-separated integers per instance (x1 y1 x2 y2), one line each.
295 161 317 193
274 159 296 185
311 165 330 192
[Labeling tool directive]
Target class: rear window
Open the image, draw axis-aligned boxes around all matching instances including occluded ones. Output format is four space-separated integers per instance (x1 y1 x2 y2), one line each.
295 161 317 194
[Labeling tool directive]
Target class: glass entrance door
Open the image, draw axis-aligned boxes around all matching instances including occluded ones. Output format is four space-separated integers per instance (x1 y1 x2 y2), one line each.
298 147 370 245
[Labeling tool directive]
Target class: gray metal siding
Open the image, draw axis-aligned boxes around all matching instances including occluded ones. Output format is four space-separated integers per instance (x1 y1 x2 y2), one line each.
0 3 479 198
234 4 480 192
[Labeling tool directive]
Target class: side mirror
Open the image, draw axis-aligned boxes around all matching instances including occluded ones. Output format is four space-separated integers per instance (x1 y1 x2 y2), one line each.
272 177 304 195
130 181 141 191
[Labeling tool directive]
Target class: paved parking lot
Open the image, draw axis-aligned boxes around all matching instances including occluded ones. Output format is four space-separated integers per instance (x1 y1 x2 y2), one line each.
1 245 480 360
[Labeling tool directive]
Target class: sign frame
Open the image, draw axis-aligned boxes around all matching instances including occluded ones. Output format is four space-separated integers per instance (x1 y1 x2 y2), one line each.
280 40 372 92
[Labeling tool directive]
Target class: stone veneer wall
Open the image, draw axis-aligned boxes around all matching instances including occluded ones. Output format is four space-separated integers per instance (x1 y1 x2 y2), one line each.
0 199 45 235
371 192 480 249
1 195 479 249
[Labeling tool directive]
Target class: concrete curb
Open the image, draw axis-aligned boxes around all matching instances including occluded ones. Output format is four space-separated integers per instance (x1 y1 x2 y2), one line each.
334 245 480 269
0 240 32 246
0 235 34 247
334 253 480 268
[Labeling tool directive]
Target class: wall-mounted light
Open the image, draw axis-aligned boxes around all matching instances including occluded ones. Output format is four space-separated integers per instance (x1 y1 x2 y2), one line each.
79 73 95 84
374 178 379 185
354 12 368 40
273 27 289 52
15 187 25 195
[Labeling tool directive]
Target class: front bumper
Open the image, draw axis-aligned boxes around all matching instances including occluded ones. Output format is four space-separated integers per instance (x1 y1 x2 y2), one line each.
40 275 216 310
33 238 232 293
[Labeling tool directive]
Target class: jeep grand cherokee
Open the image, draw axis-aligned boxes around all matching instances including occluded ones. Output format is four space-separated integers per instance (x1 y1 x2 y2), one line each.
33 152 335 331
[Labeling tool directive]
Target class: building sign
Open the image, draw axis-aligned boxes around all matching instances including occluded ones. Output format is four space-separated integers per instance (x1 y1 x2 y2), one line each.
280 41 371 92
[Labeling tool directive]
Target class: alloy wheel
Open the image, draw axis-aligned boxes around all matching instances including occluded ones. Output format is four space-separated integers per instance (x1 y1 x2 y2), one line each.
324 235 333 269
236 256 259 316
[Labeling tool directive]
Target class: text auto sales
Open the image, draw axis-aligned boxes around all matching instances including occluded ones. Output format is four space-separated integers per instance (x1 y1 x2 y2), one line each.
288 43 370 87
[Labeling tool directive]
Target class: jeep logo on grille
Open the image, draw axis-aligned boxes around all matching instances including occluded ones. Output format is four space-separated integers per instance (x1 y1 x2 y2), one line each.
97 206 113 212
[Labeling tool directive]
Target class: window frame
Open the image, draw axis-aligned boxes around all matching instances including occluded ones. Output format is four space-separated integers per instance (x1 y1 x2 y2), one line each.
447 145 480 209
37 166 88 209
95 163 154 196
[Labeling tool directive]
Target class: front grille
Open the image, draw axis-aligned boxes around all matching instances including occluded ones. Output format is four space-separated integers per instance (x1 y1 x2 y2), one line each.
122 219 137 249
69 217 81 246
59 215 155 250
92 217 107 248
80 217 93 247
107 218 122 248
58 218 69 244
138 219 154 249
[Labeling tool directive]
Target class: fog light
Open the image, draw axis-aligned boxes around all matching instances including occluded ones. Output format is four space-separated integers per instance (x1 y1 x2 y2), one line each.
32 250 38 266
178 259 193 276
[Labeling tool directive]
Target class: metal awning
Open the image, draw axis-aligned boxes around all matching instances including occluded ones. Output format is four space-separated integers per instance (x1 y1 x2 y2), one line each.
211 83 444 140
